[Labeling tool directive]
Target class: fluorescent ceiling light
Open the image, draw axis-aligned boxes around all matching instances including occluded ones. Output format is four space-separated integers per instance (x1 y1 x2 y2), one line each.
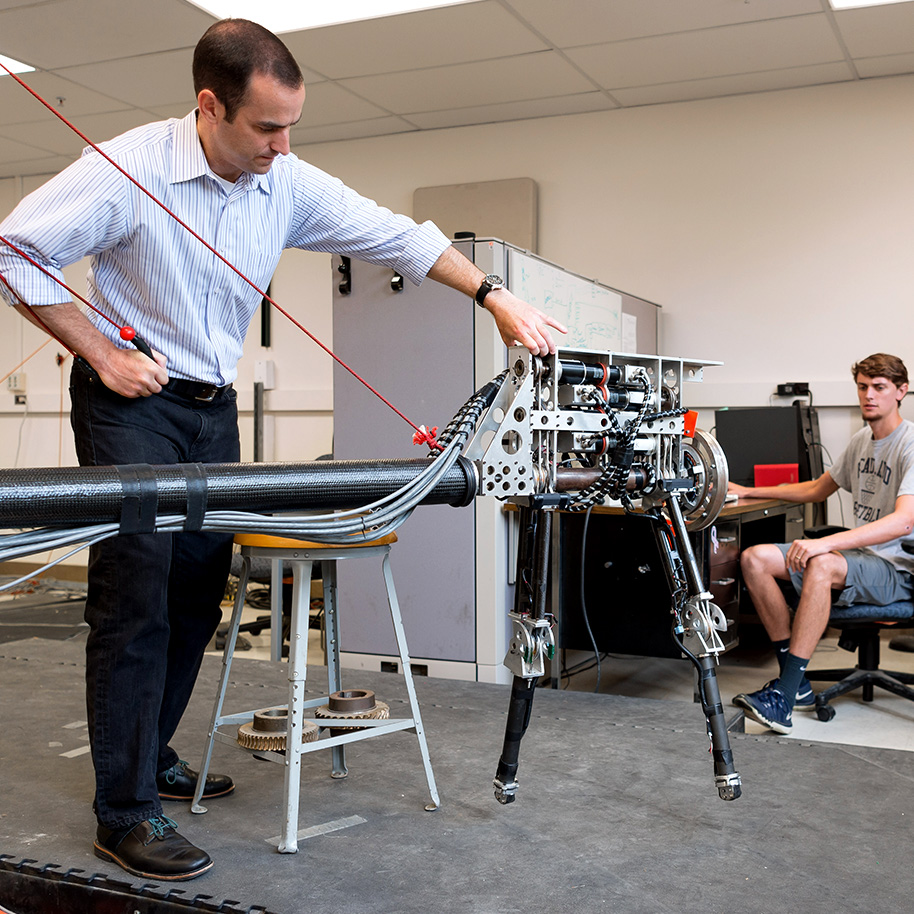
830 0 914 9
187 0 481 33
0 54 35 76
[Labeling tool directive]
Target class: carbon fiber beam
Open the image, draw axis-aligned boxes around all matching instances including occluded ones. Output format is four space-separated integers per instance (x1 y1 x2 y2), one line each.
0 457 477 528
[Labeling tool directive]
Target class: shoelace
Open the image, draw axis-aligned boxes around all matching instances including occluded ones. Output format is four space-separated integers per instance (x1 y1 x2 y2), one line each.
145 816 179 843
164 760 189 785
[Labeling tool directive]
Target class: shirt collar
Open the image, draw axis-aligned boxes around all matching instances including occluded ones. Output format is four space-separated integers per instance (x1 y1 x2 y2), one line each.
169 110 272 195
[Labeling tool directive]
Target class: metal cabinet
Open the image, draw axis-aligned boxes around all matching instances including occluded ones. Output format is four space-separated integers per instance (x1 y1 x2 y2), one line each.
330 239 662 683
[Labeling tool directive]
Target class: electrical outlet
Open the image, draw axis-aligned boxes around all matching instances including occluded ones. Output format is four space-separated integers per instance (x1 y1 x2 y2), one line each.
6 372 26 393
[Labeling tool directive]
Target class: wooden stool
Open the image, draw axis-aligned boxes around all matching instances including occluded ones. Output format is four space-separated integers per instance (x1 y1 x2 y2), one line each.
191 532 440 853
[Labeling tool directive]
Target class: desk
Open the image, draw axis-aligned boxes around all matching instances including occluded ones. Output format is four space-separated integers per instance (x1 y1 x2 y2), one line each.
551 498 803 664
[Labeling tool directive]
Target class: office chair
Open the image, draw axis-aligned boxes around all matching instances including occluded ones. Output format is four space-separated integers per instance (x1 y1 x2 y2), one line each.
803 528 914 721
809 601 914 721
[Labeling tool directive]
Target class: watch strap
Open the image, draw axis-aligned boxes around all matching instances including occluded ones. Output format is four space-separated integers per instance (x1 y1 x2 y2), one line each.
475 274 504 308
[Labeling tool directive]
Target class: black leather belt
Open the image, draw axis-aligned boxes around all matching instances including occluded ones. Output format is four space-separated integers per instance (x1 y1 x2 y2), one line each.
163 378 231 402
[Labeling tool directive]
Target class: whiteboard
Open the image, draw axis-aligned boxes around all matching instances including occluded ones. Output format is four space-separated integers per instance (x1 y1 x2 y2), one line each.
508 248 622 350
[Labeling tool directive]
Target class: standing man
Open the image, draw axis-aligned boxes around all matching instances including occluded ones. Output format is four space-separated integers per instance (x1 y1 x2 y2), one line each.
729 353 914 735
0 19 566 881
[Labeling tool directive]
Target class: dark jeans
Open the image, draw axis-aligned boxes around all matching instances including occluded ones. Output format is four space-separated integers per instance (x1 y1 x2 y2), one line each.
69 363 240 829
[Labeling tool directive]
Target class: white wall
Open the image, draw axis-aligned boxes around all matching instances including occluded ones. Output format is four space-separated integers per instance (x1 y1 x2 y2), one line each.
293 73 914 524
4 74 914 539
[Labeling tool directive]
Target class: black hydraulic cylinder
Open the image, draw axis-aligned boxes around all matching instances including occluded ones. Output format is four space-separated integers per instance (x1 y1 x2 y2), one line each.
696 654 742 801
0 457 477 528
652 497 741 801
558 359 622 387
493 503 553 804
493 676 536 804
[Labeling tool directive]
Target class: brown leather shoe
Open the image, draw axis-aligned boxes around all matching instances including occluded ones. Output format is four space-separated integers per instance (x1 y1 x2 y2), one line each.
157 760 234 801
94 817 213 881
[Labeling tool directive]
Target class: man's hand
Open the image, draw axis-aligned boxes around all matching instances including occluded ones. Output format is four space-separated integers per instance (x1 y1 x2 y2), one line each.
14 300 169 397
785 537 834 572
482 287 567 356
425 247 567 356
97 346 169 398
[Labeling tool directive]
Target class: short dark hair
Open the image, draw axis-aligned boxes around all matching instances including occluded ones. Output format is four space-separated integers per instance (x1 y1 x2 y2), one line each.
852 353 909 388
193 18 303 122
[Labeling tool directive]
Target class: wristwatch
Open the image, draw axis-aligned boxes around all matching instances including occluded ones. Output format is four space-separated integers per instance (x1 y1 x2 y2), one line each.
474 273 505 308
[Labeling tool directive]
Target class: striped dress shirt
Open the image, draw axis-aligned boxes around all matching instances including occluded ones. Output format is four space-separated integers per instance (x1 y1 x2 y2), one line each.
0 110 451 385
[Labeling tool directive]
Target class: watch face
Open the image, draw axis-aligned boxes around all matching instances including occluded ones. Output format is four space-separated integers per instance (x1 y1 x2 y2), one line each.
485 274 504 287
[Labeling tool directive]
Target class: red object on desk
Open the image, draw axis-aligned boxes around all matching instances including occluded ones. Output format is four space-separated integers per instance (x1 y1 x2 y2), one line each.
754 463 799 487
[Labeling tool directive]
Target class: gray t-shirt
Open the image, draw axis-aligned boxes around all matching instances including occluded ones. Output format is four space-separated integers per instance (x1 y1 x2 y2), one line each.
828 419 914 572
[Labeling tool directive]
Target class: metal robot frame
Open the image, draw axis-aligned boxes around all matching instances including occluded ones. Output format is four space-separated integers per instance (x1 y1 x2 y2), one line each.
0 344 739 804
465 345 739 804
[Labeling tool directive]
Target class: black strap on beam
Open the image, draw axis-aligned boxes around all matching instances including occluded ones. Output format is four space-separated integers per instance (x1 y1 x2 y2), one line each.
182 463 208 532
115 464 158 535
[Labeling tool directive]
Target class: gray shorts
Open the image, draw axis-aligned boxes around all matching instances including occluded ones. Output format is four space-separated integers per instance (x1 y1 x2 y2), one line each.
775 544 914 608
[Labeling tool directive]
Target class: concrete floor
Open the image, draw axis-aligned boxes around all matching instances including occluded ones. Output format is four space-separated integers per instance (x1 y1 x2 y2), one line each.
2 582 914 913
219 593 914 753
3 634 914 914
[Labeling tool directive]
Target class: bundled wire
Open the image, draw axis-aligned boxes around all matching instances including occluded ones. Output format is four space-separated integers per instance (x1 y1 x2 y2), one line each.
0 373 508 593
568 369 654 512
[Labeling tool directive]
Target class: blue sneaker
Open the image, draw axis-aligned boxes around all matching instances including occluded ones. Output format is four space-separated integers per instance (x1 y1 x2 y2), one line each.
756 678 815 711
732 682 793 734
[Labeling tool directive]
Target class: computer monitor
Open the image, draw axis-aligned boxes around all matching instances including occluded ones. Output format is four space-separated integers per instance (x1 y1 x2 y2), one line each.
713 404 824 487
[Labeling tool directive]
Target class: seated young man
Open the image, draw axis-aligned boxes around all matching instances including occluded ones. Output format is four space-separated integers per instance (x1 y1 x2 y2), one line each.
728 353 914 734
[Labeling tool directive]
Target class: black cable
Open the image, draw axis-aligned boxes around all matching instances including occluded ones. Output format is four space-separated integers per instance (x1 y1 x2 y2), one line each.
560 652 609 683
579 504 602 693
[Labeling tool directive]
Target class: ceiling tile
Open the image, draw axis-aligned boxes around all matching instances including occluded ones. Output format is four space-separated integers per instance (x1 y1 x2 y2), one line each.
855 52 914 78
146 102 199 120
297 82 391 127
0 70 134 124
0 151 74 178
56 49 197 109
611 62 855 107
0 132 58 162
0 0 913 180
338 51 596 114
282 0 546 80
834 5 914 59
0 0 57 10
0 0 213 69
291 117 418 147
504 0 824 47
0 108 157 156
406 91 617 129
566 14 845 89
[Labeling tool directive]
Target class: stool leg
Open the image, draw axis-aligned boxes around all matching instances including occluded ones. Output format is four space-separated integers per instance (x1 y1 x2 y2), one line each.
278 558 312 854
192 554 250 815
382 551 440 811
270 556 283 663
322 561 348 779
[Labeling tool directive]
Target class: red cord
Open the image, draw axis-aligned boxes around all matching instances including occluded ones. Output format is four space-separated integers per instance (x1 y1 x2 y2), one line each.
0 61 433 443
0 235 121 332
0 266 77 357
